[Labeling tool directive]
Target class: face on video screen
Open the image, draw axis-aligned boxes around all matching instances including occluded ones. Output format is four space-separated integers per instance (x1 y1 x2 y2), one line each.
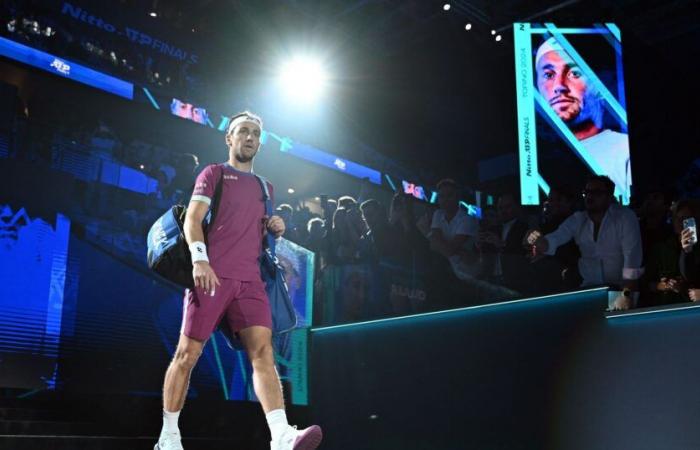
536 50 602 128
170 99 208 125
514 24 631 206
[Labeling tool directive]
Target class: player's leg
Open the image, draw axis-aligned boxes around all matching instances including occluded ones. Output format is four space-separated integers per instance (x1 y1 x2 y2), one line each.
156 282 231 450
234 280 322 450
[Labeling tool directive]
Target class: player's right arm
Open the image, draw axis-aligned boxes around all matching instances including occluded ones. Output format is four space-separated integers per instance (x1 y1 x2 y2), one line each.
184 166 221 296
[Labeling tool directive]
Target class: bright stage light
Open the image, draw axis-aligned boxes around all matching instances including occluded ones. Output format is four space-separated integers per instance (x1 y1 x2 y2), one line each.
465 23 472 31
443 4 451 11
279 56 328 103
288 188 295 194
491 29 496 35
495 34 502 41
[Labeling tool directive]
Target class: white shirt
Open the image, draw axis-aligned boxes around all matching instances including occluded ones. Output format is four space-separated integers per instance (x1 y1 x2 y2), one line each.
544 203 643 287
431 208 479 278
581 130 631 203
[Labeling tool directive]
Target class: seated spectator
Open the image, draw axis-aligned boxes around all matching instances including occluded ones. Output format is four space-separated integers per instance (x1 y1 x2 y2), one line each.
528 175 643 310
477 193 529 291
645 199 697 306
428 179 479 280
679 200 700 301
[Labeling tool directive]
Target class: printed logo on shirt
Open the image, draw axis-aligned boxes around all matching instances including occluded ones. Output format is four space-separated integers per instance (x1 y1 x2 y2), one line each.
195 182 207 190
224 175 238 180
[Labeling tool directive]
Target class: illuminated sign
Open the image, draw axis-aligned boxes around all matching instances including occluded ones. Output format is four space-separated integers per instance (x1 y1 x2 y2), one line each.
0 36 133 99
402 180 426 200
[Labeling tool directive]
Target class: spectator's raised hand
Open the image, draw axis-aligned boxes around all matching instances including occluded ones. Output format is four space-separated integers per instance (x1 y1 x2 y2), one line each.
681 227 697 253
689 289 700 302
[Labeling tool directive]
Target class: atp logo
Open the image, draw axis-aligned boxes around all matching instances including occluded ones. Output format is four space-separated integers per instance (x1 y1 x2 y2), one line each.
50 58 71 75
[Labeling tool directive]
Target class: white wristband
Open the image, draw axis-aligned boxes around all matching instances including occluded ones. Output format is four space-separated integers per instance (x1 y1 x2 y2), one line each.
189 241 209 264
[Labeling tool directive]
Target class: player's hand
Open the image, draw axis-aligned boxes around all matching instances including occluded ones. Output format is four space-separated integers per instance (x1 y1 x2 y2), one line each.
265 215 286 238
193 261 220 296
681 227 696 253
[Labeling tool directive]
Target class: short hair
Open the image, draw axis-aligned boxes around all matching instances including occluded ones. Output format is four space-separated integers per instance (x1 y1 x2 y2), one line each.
276 204 294 214
337 196 357 209
360 199 380 212
226 110 263 136
307 217 324 233
436 178 458 191
586 175 616 196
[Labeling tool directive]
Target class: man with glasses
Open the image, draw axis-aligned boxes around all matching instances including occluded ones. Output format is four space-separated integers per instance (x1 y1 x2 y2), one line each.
527 176 643 309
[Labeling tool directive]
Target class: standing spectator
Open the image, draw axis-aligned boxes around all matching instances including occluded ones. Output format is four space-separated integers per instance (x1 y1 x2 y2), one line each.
428 179 479 280
170 153 200 204
645 200 697 306
679 200 700 301
477 193 529 291
528 176 643 310
329 206 364 264
638 187 674 261
275 204 299 243
359 199 395 262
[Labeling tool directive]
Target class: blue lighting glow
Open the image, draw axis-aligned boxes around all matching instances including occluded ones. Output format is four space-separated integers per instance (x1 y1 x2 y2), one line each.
0 37 133 99
312 287 608 333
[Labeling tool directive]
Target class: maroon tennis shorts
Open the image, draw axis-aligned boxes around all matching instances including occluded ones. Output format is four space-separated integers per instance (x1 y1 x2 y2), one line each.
181 278 272 341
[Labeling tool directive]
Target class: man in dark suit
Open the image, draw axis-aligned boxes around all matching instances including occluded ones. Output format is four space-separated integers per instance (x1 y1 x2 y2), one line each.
477 193 529 292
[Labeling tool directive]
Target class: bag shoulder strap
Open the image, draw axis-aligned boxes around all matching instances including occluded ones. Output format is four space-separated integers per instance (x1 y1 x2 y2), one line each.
253 174 276 257
204 164 226 243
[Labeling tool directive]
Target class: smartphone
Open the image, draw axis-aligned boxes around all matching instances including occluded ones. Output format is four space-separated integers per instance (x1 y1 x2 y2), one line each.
683 217 698 244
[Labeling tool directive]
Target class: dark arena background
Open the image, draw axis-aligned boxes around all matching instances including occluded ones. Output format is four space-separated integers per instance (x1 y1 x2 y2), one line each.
1 1 700 449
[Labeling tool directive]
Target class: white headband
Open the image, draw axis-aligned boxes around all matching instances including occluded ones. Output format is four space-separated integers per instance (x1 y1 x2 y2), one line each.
227 115 263 134
535 37 566 67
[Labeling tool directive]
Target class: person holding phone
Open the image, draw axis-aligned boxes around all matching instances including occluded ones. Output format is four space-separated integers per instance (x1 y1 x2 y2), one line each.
644 200 696 305
679 200 700 301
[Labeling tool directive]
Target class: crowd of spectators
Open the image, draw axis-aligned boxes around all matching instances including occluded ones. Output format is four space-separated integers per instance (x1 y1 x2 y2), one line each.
4 74 700 325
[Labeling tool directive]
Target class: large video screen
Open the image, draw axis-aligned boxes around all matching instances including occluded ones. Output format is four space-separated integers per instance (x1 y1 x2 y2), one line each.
514 23 630 205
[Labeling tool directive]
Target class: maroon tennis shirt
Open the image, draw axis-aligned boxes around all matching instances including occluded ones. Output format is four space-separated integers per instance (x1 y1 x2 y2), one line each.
191 163 274 281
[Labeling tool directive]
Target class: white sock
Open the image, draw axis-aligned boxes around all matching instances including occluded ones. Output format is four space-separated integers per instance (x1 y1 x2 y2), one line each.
266 409 289 442
162 409 181 435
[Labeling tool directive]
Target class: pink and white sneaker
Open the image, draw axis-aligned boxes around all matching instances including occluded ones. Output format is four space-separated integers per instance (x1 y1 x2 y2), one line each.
271 424 323 450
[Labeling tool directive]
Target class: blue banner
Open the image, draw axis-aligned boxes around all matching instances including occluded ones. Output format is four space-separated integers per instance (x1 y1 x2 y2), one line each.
0 36 134 99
